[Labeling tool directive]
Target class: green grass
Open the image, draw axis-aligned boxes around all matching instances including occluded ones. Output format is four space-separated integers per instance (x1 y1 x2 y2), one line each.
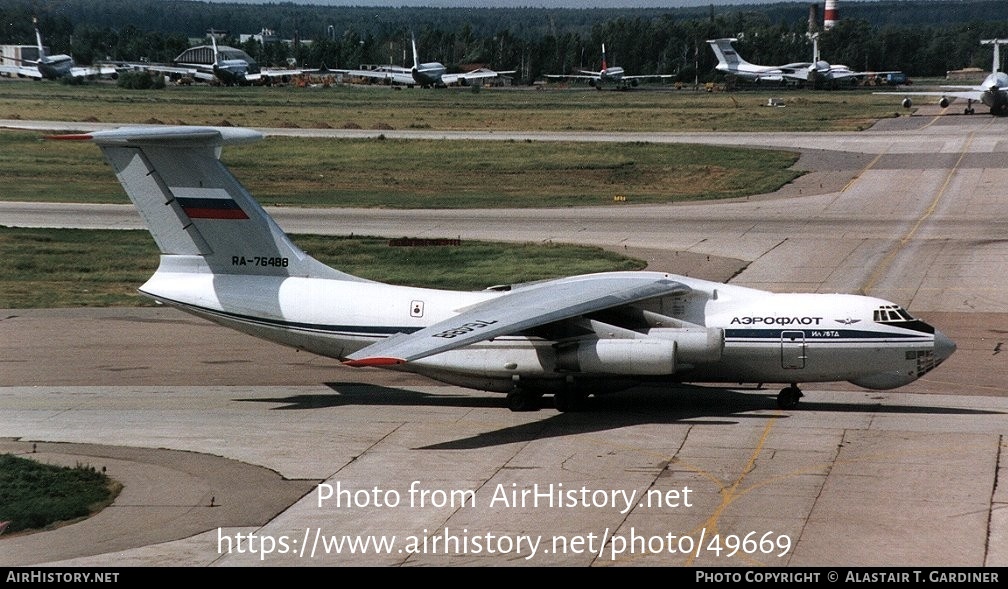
0 80 902 132
0 130 800 207
3 81 902 208
0 227 646 308
0 453 120 534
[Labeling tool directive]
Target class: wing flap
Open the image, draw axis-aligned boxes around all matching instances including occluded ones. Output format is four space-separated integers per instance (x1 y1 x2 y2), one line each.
345 273 690 365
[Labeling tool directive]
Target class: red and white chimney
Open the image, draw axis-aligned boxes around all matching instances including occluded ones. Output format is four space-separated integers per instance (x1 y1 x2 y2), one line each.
824 0 838 30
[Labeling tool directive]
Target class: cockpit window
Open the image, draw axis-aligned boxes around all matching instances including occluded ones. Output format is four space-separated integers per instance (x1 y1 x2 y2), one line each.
872 304 934 334
873 305 915 323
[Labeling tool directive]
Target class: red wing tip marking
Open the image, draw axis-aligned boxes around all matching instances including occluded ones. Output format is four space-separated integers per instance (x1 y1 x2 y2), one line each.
45 133 93 141
343 357 406 367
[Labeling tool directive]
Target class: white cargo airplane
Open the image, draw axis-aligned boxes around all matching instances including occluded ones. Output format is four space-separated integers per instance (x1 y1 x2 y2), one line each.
877 39 1008 116
50 126 956 412
708 36 897 87
707 37 810 84
339 34 513 88
0 18 119 81
546 44 676 89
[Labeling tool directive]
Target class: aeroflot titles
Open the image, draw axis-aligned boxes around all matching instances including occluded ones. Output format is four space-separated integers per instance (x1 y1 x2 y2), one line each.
730 316 824 326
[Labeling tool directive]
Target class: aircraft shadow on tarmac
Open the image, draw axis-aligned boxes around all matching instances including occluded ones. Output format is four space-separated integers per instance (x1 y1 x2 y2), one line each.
233 383 1002 450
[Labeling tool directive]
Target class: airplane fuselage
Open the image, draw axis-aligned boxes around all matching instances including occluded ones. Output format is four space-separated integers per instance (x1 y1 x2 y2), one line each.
138 266 954 395
36 55 75 80
980 72 1008 113
412 62 447 87
199 58 260 85
598 67 624 82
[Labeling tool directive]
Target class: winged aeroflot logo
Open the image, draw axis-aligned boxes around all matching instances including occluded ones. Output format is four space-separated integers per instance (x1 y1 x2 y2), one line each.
835 317 861 325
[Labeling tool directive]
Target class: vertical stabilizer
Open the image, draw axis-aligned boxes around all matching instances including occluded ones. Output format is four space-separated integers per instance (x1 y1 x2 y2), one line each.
50 126 363 282
33 18 45 59
980 39 1008 74
411 33 420 70
707 38 749 70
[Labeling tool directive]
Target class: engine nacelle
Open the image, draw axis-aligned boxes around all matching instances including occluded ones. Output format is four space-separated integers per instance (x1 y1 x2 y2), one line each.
939 96 950 108
649 327 725 364
902 97 913 109
554 328 724 375
556 339 676 375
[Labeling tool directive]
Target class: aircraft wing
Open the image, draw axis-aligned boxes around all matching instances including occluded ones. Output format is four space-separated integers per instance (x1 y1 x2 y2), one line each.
441 68 508 85
256 67 312 80
0 64 42 78
339 66 415 84
70 64 120 78
824 68 901 81
344 273 690 366
875 89 984 101
117 62 205 79
624 74 677 81
545 74 599 81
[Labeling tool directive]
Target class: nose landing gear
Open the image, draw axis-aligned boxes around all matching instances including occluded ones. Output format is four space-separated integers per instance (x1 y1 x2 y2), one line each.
777 384 803 409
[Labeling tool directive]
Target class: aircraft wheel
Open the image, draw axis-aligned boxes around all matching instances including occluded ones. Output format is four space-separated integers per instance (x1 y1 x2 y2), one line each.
554 389 586 413
506 389 540 412
776 385 803 409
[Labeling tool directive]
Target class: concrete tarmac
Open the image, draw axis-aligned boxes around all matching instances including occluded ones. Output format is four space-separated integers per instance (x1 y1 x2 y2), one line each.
1 107 1006 567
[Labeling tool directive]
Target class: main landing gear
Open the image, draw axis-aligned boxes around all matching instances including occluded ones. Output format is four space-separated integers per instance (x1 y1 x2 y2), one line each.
777 384 803 409
553 389 587 413
505 387 587 412
506 388 542 412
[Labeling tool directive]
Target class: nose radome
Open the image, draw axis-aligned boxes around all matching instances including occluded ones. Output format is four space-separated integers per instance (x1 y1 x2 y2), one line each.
934 329 956 362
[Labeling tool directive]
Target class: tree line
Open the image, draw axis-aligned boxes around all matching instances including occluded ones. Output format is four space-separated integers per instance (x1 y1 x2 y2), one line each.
1 0 1006 82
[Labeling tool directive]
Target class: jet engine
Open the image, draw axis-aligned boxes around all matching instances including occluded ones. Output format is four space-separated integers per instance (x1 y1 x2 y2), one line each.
555 328 723 375
902 97 912 108
939 96 950 108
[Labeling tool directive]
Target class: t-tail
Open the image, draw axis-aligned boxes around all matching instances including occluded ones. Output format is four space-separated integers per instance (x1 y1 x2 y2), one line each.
707 38 749 71
981 38 1006 74
48 126 363 285
33 18 46 61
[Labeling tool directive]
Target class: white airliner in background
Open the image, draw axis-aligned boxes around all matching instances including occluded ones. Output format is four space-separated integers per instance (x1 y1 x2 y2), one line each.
114 36 309 86
51 126 956 412
0 18 119 81
546 44 676 89
877 38 1008 116
339 34 514 88
708 36 897 88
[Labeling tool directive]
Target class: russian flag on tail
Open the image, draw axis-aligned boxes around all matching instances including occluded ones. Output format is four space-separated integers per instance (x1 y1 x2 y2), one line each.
172 188 249 220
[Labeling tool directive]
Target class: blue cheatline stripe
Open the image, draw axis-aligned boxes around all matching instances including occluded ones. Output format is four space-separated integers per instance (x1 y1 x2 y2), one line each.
143 293 418 338
725 328 930 341
143 294 934 345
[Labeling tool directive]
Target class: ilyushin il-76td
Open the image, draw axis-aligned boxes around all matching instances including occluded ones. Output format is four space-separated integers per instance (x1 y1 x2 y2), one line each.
51 126 956 412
